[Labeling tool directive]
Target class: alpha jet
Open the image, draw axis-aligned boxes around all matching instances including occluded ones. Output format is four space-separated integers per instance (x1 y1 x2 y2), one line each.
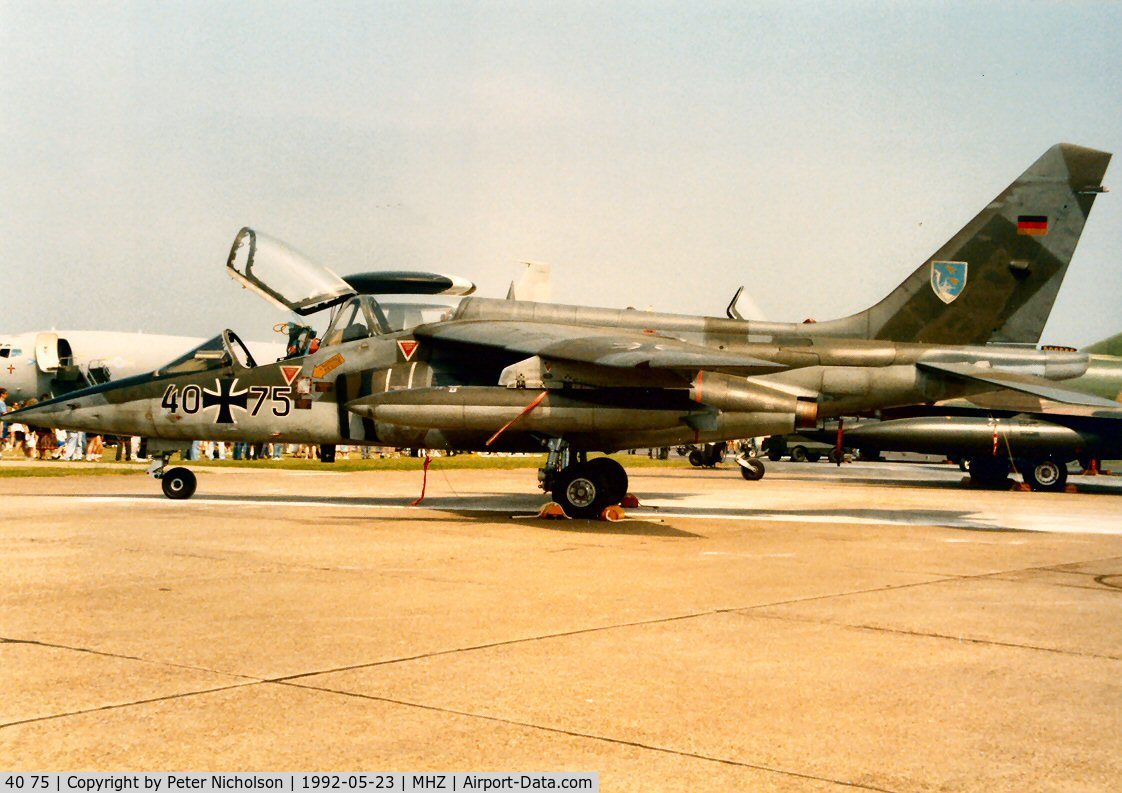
810 335 1122 492
11 217 1117 516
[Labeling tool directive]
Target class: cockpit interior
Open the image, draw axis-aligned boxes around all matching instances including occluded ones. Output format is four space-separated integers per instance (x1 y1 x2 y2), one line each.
318 295 460 347
159 330 258 375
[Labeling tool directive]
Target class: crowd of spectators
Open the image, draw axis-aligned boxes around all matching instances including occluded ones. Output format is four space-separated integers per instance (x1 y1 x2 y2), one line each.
0 388 104 460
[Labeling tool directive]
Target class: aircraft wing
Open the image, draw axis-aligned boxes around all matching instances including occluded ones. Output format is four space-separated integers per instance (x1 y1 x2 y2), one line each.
918 361 1122 408
414 320 782 374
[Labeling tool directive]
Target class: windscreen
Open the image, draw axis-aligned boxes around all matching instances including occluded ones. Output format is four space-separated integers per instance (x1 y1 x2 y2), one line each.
379 297 461 333
226 227 355 315
157 336 230 375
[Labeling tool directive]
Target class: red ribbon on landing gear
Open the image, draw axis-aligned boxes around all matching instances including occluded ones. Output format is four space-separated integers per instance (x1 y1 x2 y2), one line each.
411 454 432 506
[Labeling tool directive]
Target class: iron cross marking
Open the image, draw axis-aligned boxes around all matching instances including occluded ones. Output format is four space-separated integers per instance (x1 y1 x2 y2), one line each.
202 378 249 424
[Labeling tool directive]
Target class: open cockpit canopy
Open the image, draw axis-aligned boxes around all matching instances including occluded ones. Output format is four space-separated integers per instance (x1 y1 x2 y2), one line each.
226 227 356 316
226 227 477 320
157 330 258 375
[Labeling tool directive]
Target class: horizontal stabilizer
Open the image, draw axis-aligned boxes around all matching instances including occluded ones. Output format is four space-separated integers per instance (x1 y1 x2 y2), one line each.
1084 331 1122 356
415 320 783 375
917 361 1122 407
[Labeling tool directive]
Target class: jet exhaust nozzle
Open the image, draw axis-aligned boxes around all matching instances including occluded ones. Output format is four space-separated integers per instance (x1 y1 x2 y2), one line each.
690 371 819 429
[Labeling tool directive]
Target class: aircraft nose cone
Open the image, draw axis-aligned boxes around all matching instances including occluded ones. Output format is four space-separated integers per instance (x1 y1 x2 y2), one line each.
8 392 99 431
10 400 66 428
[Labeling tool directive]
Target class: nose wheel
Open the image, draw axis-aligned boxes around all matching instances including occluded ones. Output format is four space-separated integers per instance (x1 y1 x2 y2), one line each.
160 467 198 499
737 456 765 480
147 449 198 500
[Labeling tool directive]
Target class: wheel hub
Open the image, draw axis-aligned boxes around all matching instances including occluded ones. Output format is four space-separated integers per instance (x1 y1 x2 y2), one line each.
1034 462 1059 486
565 477 597 508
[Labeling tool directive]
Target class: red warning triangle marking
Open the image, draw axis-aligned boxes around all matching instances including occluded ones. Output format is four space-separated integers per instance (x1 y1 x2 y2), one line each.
279 365 302 386
398 340 419 361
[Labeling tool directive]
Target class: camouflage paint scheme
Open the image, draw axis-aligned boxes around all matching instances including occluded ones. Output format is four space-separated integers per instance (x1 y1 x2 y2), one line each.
834 342 1122 468
801 143 1111 345
15 296 1111 455
6 143 1114 509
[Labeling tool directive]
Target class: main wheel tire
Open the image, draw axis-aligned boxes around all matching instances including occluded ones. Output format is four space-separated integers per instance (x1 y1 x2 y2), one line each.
688 450 704 467
967 456 1011 489
790 446 808 463
161 467 197 500
827 448 842 464
586 457 629 504
805 451 821 463
767 450 784 462
739 458 765 481
1023 458 1067 492
703 443 727 466
553 463 612 518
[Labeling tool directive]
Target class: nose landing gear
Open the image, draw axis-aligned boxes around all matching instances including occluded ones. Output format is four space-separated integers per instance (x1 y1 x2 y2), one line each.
737 456 765 481
146 442 197 500
161 466 198 499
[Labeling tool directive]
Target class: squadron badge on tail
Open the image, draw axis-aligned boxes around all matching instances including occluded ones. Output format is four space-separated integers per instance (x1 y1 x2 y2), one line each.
931 260 968 304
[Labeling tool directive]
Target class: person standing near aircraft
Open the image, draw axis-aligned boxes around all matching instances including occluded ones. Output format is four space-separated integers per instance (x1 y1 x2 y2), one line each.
9 400 32 459
0 388 8 448
33 419 57 460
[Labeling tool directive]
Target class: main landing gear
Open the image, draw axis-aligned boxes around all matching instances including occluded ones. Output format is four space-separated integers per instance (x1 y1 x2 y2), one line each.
1021 457 1068 492
539 439 629 519
966 455 1069 492
148 449 197 500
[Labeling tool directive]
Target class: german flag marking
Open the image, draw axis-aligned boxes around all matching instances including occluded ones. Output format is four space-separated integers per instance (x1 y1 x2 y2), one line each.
1017 215 1048 236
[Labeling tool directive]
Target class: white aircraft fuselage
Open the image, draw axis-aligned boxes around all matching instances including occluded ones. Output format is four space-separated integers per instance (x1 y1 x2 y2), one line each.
0 330 208 400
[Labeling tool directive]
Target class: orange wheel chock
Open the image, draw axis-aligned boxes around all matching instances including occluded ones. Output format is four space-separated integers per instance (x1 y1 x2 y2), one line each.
537 502 568 519
600 505 626 522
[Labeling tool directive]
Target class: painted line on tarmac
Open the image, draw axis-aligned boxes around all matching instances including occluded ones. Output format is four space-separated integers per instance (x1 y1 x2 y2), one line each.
15 494 1119 535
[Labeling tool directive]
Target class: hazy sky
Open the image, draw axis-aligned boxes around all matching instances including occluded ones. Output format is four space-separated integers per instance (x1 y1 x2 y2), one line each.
2 1 1120 345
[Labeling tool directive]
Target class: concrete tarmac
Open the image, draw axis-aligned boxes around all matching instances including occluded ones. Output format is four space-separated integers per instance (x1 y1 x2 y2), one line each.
2 460 1121 790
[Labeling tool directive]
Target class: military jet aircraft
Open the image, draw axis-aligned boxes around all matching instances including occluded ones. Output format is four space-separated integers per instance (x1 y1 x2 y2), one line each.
11 249 1117 517
798 336 1122 492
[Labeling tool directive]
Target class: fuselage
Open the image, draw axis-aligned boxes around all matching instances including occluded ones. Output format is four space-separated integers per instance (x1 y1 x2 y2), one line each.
11 297 1098 455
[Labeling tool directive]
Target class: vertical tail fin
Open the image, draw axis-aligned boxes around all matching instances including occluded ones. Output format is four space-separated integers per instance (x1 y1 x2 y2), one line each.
811 143 1111 344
